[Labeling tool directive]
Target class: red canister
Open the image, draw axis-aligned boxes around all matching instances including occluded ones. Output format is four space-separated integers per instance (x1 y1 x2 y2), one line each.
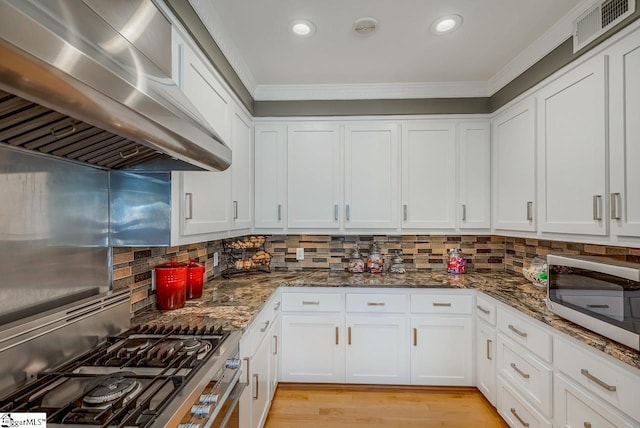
187 258 205 299
154 259 187 310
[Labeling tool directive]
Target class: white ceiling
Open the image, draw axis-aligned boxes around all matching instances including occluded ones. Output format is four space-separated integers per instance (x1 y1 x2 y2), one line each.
188 0 592 100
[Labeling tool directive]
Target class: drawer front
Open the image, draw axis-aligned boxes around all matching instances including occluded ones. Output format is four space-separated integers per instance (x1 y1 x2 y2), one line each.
497 335 552 417
497 308 552 362
476 294 497 326
281 292 342 312
498 378 552 428
411 293 473 314
554 336 640 423
554 373 638 428
249 306 273 355
346 293 407 313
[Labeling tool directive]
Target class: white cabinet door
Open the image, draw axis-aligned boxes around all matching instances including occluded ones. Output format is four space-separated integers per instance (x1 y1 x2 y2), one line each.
254 124 286 229
177 170 230 236
476 320 497 406
345 315 409 384
269 320 279 400
492 99 536 232
287 124 341 229
610 31 640 239
459 122 491 229
249 329 271 428
344 123 399 229
537 55 608 235
231 108 252 231
280 314 345 383
401 121 456 229
410 317 473 386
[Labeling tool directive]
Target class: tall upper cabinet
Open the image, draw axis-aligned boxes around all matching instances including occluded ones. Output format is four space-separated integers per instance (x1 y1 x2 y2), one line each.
609 30 640 239
492 99 537 232
254 124 286 229
459 122 491 230
230 107 253 232
537 55 608 236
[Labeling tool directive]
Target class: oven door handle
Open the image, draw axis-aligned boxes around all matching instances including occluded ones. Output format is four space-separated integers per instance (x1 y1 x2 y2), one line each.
218 380 247 428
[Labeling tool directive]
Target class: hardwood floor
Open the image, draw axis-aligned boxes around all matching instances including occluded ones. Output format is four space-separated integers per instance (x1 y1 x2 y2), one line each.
264 384 508 428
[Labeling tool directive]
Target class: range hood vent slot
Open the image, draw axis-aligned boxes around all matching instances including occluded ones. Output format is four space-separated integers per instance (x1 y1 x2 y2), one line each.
573 0 636 52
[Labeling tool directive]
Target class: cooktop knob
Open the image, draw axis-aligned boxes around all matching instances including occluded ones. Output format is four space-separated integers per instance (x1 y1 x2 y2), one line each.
199 392 218 405
225 358 241 369
190 403 212 418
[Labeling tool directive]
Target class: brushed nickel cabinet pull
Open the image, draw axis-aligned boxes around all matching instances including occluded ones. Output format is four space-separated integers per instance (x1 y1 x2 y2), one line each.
274 301 281 311
586 304 610 309
367 302 385 306
334 204 339 221
413 328 417 347
508 324 528 338
486 339 492 360
461 204 467 221
403 204 408 221
244 357 250 385
273 335 278 355
510 362 530 379
335 326 339 345
348 327 352 345
233 200 238 220
302 300 320 305
185 193 193 220
252 374 259 400
580 369 616 391
611 193 621 220
593 195 603 221
277 204 282 221
260 320 270 333
510 408 530 427
433 302 452 307
346 204 351 221
476 305 490 315
526 201 533 221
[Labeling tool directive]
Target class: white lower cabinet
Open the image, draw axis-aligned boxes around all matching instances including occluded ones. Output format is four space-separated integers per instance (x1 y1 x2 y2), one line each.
498 377 552 428
248 333 270 428
476 319 497 406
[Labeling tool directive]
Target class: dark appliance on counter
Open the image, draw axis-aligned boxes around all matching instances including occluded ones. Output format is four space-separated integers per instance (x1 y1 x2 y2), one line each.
547 254 640 351
0 292 244 428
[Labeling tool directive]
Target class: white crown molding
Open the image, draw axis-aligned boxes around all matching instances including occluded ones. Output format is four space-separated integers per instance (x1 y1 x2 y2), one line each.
254 81 492 101
487 0 597 95
188 0 257 96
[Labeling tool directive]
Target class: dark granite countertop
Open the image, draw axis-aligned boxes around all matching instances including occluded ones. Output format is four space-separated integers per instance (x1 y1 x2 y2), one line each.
132 271 640 371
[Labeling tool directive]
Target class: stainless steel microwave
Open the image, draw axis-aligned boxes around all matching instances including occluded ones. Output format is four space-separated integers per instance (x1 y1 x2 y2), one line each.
546 254 640 351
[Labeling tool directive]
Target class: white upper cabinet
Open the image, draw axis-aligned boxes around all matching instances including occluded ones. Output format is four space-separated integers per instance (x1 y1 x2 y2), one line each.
459 122 491 229
609 29 640 239
492 99 537 232
344 123 399 229
230 108 252 231
401 121 457 229
287 123 342 229
254 124 286 229
537 55 608 236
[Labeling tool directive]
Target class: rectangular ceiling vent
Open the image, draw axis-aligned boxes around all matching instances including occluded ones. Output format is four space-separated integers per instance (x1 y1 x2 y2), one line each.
573 0 636 52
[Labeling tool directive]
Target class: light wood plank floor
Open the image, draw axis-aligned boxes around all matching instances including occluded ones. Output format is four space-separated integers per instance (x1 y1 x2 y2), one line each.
264 384 508 428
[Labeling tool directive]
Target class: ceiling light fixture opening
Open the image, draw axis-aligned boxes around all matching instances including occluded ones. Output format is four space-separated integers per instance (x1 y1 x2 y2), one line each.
290 19 316 37
430 14 463 35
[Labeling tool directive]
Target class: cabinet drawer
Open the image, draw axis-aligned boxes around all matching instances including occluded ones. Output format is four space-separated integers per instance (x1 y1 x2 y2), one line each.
554 336 640 423
476 294 497 326
554 373 639 428
281 292 342 312
497 335 552 417
346 293 407 313
248 306 273 356
411 293 473 314
497 308 552 362
497 378 552 428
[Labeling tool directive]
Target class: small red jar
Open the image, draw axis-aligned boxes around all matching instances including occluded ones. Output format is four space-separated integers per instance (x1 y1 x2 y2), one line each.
154 259 187 310
186 258 205 299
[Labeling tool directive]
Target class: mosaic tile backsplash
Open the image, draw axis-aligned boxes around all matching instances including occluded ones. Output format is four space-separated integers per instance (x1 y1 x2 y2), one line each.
113 234 640 315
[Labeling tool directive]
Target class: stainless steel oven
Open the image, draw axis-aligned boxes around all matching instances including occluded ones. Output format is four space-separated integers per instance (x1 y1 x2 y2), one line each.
546 254 640 351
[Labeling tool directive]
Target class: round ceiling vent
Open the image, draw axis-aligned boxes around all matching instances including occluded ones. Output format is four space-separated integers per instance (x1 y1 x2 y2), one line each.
353 17 378 36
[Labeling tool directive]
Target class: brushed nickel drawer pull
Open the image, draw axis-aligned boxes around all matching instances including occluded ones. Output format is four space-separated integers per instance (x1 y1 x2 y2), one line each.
348 326 352 345
486 339 492 360
335 326 339 345
252 374 259 400
510 362 530 379
476 305 490 315
584 422 592 428
580 369 616 391
244 357 250 385
260 320 270 333
413 328 417 347
433 302 452 307
274 301 281 311
508 324 528 338
586 304 609 309
611 193 621 220
302 301 320 305
510 408 530 427
273 335 278 355
367 302 385 306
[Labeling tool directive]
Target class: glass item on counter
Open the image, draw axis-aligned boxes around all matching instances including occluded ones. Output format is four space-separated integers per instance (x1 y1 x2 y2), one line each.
390 250 406 274
522 256 548 288
367 242 384 273
446 248 466 274
348 244 365 273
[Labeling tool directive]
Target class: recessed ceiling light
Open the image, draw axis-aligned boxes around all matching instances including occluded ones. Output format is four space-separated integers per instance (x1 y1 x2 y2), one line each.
430 14 463 35
353 17 378 37
290 19 316 37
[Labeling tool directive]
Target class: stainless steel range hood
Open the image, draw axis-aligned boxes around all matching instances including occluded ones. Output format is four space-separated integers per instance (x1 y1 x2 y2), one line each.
0 0 232 171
